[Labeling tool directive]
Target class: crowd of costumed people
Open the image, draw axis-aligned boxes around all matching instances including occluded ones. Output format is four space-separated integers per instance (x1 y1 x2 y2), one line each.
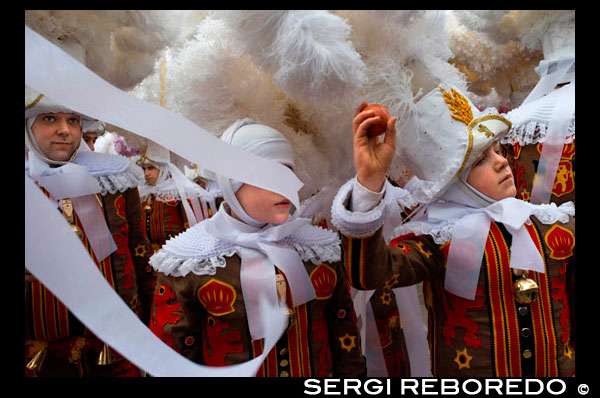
25 10 574 380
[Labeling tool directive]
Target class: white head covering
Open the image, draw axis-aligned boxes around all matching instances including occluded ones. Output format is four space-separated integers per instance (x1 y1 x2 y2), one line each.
136 140 211 226
25 87 120 262
25 86 97 167
400 83 511 205
216 119 296 227
151 119 323 341
391 83 575 300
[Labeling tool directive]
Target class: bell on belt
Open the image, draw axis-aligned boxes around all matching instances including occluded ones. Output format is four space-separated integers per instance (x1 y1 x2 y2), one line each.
144 203 152 213
97 343 114 366
26 347 47 372
276 273 295 318
71 224 83 239
512 272 539 304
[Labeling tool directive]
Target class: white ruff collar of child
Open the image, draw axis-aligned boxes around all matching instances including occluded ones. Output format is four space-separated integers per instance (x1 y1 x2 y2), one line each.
393 182 574 300
149 204 340 340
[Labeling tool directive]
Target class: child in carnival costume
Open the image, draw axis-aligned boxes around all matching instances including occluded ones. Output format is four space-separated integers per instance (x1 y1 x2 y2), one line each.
148 119 367 377
331 84 575 377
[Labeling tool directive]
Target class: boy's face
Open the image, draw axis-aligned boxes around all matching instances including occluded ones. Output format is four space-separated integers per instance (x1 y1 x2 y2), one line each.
235 183 292 225
466 142 516 201
31 112 82 162
142 164 160 186
82 131 98 151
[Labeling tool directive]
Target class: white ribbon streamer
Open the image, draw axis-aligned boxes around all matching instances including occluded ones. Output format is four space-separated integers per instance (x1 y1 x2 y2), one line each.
522 58 574 105
351 285 432 377
70 194 118 262
432 198 544 300
392 286 432 377
25 26 302 209
530 81 575 204
33 162 117 262
204 207 316 340
26 175 287 376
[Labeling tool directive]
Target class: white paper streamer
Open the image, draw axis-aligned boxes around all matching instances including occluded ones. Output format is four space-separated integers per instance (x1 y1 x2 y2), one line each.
392 286 432 377
25 26 302 209
530 81 575 204
26 172 288 377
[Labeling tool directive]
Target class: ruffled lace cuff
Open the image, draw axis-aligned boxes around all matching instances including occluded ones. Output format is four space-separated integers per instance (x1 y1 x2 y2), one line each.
331 178 388 238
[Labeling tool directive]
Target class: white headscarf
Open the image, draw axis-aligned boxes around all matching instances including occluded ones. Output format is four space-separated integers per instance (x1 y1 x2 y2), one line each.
202 119 315 340
25 96 118 262
138 158 212 226
216 119 296 227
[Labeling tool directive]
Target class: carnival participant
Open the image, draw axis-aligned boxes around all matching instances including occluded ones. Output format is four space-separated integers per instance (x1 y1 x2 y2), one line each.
148 119 366 376
25 88 153 377
331 84 575 377
82 120 105 151
136 141 212 252
184 163 223 217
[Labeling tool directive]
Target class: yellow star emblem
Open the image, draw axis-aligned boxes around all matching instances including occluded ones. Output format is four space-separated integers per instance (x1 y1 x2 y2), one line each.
339 333 357 352
380 291 392 306
454 347 473 370
383 273 400 290
564 340 573 360
134 244 147 258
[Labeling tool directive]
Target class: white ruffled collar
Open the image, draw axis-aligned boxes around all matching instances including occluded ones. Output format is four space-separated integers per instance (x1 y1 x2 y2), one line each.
149 206 341 278
393 198 574 245
139 178 207 202
28 149 143 196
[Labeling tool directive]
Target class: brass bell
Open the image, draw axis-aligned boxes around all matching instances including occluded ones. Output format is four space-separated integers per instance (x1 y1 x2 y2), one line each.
512 272 539 304
97 343 114 366
276 274 295 319
144 203 152 214
26 347 47 372
71 224 84 239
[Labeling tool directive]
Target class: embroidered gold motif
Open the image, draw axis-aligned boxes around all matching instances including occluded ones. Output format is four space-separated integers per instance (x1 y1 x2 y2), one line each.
415 241 432 259
383 273 400 290
477 124 494 138
134 244 147 257
454 347 473 370
564 340 573 360
25 94 44 110
380 291 393 306
440 87 473 125
339 333 357 352
69 337 87 363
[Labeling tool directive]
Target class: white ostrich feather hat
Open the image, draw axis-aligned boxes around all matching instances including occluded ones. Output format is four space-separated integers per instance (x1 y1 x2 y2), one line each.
400 83 511 204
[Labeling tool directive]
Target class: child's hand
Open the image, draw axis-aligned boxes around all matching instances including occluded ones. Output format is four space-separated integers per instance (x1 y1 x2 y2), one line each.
352 102 397 192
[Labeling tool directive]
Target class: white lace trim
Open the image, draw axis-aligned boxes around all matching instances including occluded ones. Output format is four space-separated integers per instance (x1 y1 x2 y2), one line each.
330 178 420 238
392 201 575 245
149 221 341 277
94 163 144 195
72 151 144 195
331 179 387 238
500 118 575 146
140 189 198 203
